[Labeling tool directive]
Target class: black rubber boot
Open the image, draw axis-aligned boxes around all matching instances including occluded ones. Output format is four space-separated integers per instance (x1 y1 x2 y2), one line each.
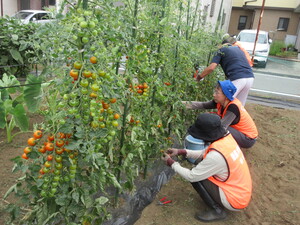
192 182 227 222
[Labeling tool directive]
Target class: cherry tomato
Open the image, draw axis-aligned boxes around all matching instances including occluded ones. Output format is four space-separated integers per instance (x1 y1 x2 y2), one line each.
55 155 62 163
83 70 92 78
114 113 120 119
23 147 32 154
109 98 117 103
47 135 55 142
45 143 54 151
44 161 52 168
33 130 43 139
47 155 53 161
38 146 46 153
27 137 36 146
73 61 82 70
112 120 119 127
55 148 64 155
90 56 97 64
70 69 79 78
22 153 29 159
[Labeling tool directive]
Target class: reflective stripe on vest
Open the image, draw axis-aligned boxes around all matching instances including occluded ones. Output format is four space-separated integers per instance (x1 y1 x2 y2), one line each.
217 98 258 139
203 134 252 209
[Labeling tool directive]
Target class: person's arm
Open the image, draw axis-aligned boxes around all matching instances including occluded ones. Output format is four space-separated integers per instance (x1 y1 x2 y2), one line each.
182 100 217 110
171 151 228 182
196 63 218 81
221 111 237 129
221 104 240 128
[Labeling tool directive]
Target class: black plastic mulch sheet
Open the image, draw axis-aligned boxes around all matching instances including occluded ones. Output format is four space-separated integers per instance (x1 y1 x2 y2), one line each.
103 160 175 225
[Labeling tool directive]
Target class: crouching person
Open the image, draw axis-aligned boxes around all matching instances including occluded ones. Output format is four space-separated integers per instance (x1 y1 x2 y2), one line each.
162 113 252 222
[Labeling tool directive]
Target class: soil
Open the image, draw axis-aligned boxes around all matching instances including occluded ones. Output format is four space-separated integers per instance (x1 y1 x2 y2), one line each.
0 103 299 225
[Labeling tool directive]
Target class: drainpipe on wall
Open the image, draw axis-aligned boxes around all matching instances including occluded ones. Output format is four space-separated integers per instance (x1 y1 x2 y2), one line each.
251 0 266 62
1 0 3 16
244 0 257 6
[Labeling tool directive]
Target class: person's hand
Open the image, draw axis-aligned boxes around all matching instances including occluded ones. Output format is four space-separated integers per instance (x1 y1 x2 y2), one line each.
166 148 179 156
161 152 171 161
181 101 193 109
161 153 175 167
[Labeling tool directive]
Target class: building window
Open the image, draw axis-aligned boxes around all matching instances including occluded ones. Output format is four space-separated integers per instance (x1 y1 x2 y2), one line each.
210 0 216 17
49 0 56 5
277 18 289 31
238 16 247 30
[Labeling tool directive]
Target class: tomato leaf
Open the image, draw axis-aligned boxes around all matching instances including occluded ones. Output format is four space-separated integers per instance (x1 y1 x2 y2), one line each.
72 191 80 204
11 104 29 131
3 184 18 200
9 49 23 64
95 196 108 205
23 74 42 112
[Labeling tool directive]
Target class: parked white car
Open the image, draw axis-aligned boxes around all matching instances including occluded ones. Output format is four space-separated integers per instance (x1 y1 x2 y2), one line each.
12 10 55 25
236 29 272 68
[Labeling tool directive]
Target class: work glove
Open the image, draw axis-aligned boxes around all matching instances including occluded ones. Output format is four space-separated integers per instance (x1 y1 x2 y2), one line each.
167 148 187 157
161 153 175 167
181 101 193 109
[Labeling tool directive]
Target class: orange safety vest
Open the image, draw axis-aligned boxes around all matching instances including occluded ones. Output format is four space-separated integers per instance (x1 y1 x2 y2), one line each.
217 98 258 139
203 134 252 209
233 42 254 67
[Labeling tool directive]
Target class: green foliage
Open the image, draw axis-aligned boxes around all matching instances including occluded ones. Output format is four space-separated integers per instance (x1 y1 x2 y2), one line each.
5 0 224 224
0 17 38 78
269 40 286 56
0 73 42 143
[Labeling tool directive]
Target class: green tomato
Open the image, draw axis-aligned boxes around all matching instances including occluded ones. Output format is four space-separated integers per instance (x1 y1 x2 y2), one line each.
82 37 89 43
63 94 69 100
55 156 62 163
81 87 89 95
80 79 89 87
80 21 88 28
64 176 70 182
50 188 57 194
112 120 119 127
89 21 96 28
53 176 60 182
55 163 63 170
91 84 100 92
40 190 47 197
52 182 59 188
58 102 65 108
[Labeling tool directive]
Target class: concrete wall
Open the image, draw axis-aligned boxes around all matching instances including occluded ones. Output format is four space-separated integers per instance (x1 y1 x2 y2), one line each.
1 0 18 16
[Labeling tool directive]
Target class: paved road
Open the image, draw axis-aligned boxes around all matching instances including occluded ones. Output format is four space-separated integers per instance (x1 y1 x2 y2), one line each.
248 56 300 109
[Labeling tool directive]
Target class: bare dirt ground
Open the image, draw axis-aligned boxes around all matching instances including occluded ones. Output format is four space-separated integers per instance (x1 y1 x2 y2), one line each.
0 103 299 225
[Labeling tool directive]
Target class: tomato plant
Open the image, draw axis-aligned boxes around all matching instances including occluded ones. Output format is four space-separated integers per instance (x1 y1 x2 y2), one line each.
5 0 219 224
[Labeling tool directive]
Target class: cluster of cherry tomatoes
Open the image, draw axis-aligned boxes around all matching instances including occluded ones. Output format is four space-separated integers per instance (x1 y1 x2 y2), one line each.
22 130 78 197
129 82 149 97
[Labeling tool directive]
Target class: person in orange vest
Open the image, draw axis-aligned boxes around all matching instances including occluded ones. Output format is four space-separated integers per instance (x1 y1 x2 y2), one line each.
222 33 254 67
182 80 258 148
162 113 252 222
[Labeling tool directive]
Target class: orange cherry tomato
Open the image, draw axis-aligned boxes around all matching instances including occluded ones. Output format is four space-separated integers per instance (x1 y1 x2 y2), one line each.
24 147 32 154
57 132 66 139
38 146 46 153
113 113 120 119
56 139 65 147
45 143 54 151
90 56 97 64
33 130 43 139
48 135 55 142
143 83 148 89
22 153 29 160
27 137 36 146
109 98 117 103
47 155 53 161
